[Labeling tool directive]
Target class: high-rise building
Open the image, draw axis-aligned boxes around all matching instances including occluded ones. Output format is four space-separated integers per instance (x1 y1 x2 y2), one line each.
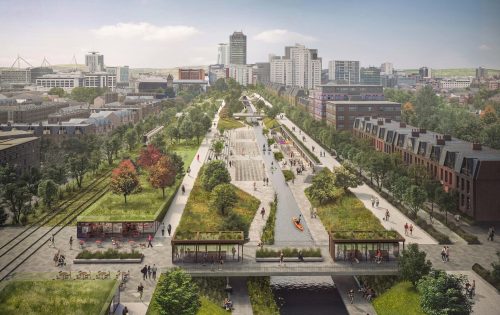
229 32 247 65
106 66 129 83
476 67 488 80
228 64 253 86
419 66 431 79
360 66 381 85
253 62 271 84
270 44 321 89
85 52 104 73
217 43 230 66
380 62 393 75
328 60 360 84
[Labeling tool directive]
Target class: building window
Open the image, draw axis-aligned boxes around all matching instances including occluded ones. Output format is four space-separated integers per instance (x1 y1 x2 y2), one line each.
349 106 357 112
461 194 464 206
466 181 470 194
337 106 344 112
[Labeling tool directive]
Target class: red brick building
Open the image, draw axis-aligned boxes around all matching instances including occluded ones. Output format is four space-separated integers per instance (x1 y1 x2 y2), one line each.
352 116 500 221
178 69 205 81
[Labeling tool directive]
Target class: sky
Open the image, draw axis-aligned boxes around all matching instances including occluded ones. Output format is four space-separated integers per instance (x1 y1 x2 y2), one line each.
0 0 499 69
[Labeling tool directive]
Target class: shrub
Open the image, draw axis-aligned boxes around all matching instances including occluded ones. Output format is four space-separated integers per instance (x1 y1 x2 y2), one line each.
472 263 500 291
273 151 284 161
247 277 279 315
256 247 321 258
261 196 277 244
220 212 248 237
267 138 276 146
282 170 295 182
76 249 143 259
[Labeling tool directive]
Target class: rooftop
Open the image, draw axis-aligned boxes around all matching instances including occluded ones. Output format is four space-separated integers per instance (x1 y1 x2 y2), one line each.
328 101 400 105
0 136 39 150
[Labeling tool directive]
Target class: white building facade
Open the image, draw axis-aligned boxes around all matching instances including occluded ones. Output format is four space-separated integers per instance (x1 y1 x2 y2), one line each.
217 43 230 66
380 62 393 75
328 60 360 83
439 78 472 89
228 64 253 86
270 44 321 89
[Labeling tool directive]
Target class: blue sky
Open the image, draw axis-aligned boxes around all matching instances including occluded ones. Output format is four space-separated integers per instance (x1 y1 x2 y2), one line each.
0 0 499 69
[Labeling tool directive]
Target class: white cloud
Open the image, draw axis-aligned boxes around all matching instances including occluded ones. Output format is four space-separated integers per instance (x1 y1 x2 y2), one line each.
478 44 491 51
253 29 317 44
92 22 200 41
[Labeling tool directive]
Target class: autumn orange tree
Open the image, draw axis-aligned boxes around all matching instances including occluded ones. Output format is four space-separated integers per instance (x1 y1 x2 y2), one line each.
137 144 163 169
149 155 177 197
110 159 140 203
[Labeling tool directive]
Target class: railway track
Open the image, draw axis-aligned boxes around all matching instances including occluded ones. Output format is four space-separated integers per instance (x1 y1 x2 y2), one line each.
0 185 110 281
0 171 110 257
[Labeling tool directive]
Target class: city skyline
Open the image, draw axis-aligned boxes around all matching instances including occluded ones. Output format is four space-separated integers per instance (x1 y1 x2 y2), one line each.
0 0 499 69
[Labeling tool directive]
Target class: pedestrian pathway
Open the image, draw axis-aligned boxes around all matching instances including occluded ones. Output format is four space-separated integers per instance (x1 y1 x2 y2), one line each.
332 275 377 315
230 277 254 315
275 112 437 245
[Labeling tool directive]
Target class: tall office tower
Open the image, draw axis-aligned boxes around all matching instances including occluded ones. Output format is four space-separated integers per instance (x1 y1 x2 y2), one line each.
419 66 431 78
217 43 230 65
229 32 247 65
476 67 488 80
85 52 104 73
380 62 393 75
328 60 360 83
360 66 381 85
270 44 321 89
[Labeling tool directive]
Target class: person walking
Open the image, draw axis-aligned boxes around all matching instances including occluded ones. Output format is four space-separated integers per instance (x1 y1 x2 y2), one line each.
147 265 151 279
167 224 172 236
152 264 157 280
69 236 73 250
50 234 55 248
348 289 355 304
232 246 236 260
122 306 129 315
409 224 413 236
197 154 200 162
141 265 147 280
404 223 409 235
445 246 450 262
375 198 380 208
384 210 390 222
279 251 284 267
161 223 165 237
147 234 153 248
371 197 375 208
261 207 266 219
137 282 144 300
181 184 186 194
441 246 446 262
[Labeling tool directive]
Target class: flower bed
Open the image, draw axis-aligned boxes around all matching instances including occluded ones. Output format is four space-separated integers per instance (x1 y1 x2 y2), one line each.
256 247 321 258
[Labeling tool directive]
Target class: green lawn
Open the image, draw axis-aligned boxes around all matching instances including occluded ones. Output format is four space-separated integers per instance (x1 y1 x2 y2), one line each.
247 277 280 315
263 117 280 129
170 141 200 168
197 296 227 315
308 191 384 232
373 281 425 315
78 173 179 222
175 173 260 238
0 280 116 315
218 117 244 131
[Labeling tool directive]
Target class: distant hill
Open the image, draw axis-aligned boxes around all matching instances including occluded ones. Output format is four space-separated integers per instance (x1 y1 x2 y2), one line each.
401 68 500 77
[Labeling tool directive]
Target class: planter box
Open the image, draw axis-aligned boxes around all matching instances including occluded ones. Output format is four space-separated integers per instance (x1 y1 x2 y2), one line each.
256 257 324 263
73 257 143 264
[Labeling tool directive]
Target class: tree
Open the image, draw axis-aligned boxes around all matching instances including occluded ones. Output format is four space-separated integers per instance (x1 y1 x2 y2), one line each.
212 140 224 158
398 243 432 286
102 138 115 165
111 135 122 159
201 160 231 191
138 145 163 169
155 268 200 315
306 168 339 205
408 164 430 186
210 183 237 215
37 179 58 210
414 86 440 129
110 160 140 204
368 153 392 189
265 105 280 119
70 87 106 103
166 125 180 143
65 155 89 189
480 104 498 125
125 129 137 151
166 151 185 178
418 270 473 315
149 156 177 197
392 176 411 204
483 123 500 149
180 117 194 142
436 190 458 225
332 165 361 191
2 183 32 225
48 87 65 97
403 185 427 216
192 122 205 144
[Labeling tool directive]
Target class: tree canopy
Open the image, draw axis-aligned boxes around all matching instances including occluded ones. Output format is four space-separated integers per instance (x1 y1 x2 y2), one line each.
201 160 231 191
155 268 200 315
306 168 339 205
110 160 140 203
398 243 432 286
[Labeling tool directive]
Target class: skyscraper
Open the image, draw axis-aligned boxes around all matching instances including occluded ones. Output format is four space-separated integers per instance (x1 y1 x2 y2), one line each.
217 43 230 65
270 44 321 89
85 52 104 73
328 60 360 84
229 32 247 65
419 66 431 78
380 62 393 75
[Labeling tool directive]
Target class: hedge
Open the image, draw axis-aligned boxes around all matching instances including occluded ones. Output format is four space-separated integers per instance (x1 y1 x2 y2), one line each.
472 263 500 292
261 196 277 245
256 247 321 258
76 249 143 259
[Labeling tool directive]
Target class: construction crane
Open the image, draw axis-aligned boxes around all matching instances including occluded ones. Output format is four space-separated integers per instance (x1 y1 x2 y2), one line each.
41 57 51 68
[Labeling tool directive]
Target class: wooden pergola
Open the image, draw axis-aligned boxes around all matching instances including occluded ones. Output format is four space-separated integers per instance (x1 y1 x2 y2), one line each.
329 230 405 262
171 231 245 263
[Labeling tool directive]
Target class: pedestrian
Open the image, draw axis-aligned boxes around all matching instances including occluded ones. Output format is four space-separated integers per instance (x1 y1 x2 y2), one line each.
141 265 147 280
261 207 266 219
471 280 476 296
147 265 151 279
187 166 191 176
404 223 409 235
218 256 224 270
348 289 354 304
441 246 446 262
253 182 256 191
167 224 172 236
409 224 413 235
181 184 185 194
147 234 153 248
385 210 390 221
53 251 59 266
161 223 165 237
371 197 375 208
232 246 236 260
69 236 73 250
152 264 157 280
488 226 495 241
266 178 269 186
50 234 55 248
279 251 284 266
138 282 144 299
445 246 450 262
197 154 199 161
375 198 379 208
122 306 129 315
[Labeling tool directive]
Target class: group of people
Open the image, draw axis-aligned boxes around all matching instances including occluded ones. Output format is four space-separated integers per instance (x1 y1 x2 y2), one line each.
161 223 172 237
440 246 451 262
465 280 476 299
140 264 158 281
262 177 270 186
359 284 376 302
370 197 380 208
53 250 66 267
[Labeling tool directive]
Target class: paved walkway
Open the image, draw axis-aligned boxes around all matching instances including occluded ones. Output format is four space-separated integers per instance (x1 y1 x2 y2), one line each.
230 277 253 315
333 275 377 315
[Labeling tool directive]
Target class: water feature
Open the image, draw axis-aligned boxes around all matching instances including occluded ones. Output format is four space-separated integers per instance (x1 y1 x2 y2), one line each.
271 276 348 315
